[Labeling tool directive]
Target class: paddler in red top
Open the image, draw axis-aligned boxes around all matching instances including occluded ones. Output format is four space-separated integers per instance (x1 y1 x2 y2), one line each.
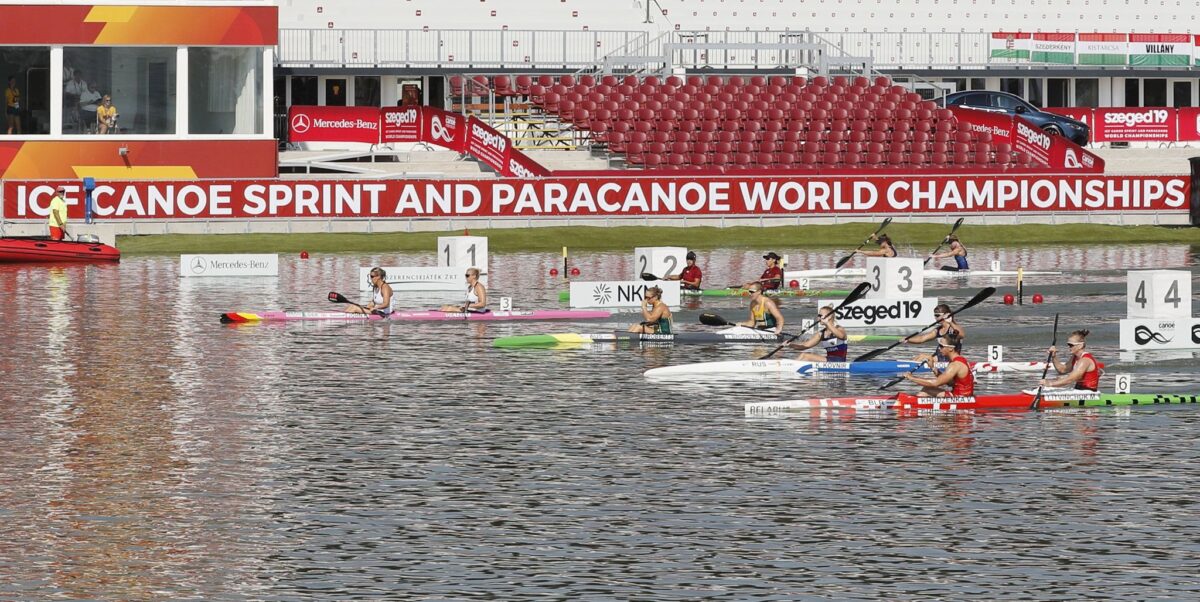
743 251 783 290
666 251 703 290
904 332 974 397
1041 329 1102 391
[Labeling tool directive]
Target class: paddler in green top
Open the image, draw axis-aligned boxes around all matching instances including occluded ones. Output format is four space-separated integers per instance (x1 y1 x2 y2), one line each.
629 285 672 334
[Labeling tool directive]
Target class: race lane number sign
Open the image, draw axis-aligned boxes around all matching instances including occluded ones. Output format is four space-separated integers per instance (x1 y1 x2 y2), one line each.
817 297 937 327
568 280 681 309
1126 270 1191 319
180 253 278 277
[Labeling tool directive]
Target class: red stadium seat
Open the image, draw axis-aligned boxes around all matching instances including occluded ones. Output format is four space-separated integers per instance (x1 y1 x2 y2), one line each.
757 152 775 166
558 75 576 87
601 75 619 87
863 152 883 167
733 153 753 169
643 153 663 169
626 142 645 163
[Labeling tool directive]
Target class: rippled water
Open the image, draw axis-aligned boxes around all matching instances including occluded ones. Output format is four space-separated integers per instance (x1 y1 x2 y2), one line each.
2 244 1199 600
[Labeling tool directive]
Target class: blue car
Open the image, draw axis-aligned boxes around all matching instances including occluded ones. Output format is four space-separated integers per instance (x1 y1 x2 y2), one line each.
941 90 1090 146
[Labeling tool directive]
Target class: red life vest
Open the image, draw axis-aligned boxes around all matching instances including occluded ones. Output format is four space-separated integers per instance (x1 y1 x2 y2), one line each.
1076 352 1103 391
950 355 975 396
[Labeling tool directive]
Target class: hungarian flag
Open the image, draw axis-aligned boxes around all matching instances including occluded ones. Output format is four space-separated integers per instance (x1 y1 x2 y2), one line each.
1077 33 1127 65
1128 34 1192 66
990 32 1030 60
1031 33 1075 64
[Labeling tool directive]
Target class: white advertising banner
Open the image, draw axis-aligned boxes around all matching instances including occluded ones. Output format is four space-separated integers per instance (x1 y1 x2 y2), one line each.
180 253 278 277
568 280 681 309
1119 317 1200 351
817 297 937 328
358 266 476 291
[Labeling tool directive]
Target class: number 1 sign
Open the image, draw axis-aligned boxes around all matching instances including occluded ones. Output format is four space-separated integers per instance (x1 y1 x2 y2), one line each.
437 236 489 273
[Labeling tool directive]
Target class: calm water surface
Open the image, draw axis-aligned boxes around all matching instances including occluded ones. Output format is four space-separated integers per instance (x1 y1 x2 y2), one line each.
1 244 1199 600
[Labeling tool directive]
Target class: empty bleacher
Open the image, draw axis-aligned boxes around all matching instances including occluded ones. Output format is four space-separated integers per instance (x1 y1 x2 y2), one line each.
455 73 1037 173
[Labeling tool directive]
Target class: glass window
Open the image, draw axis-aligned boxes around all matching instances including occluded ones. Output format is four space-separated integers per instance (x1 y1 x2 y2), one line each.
1047 79 1070 107
1124 79 1140 107
65 47 176 134
1143 79 1166 106
291 76 317 105
188 47 263 135
1075 79 1099 107
1026 78 1043 107
999 78 1024 97
354 76 380 106
969 78 986 91
941 78 966 95
1172 81 1192 108
1 47 51 135
325 78 347 106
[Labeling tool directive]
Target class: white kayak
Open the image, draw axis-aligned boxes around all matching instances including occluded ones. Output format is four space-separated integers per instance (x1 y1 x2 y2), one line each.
786 268 1062 279
644 359 1047 378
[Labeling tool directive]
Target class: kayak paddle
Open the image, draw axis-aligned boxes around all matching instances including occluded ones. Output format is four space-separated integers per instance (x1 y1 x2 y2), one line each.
758 281 871 360
834 217 892 269
640 272 660 281
922 217 965 266
699 312 805 341
328 290 368 313
853 286 995 362
1030 312 1060 410
878 358 930 391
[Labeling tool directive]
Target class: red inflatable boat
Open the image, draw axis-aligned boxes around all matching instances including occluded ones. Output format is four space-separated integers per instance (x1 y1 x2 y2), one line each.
0 237 121 263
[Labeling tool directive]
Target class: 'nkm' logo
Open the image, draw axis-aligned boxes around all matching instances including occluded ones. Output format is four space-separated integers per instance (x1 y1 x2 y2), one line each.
591 283 613 305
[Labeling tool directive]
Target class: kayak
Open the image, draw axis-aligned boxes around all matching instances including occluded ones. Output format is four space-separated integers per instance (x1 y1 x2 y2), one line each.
0 236 120 263
645 358 1046 378
745 392 1200 414
647 359 931 377
220 309 612 323
895 392 1200 412
785 268 1061 279
493 328 902 348
556 287 849 302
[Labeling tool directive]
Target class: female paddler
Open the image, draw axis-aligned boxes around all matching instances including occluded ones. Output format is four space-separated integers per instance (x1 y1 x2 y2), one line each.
348 267 395 316
857 233 897 258
629 285 672 334
1040 329 1103 391
929 234 969 271
904 332 974 397
790 305 848 361
738 285 784 336
441 267 488 313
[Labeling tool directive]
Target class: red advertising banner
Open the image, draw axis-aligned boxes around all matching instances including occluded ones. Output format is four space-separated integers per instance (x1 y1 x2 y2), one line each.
380 106 423 143
1093 107 1178 142
507 149 552 178
423 108 467 153
464 117 512 175
948 107 1103 172
288 105 380 144
4 175 1187 220
1175 107 1200 141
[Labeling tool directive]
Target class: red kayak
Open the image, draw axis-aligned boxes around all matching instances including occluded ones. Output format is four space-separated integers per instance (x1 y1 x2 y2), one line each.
0 237 120 263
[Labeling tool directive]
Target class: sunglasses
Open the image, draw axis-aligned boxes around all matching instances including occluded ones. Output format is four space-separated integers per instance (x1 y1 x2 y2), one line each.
1067 342 1084 347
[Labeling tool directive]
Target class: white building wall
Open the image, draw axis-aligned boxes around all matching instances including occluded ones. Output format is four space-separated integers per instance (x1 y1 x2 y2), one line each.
280 0 1200 34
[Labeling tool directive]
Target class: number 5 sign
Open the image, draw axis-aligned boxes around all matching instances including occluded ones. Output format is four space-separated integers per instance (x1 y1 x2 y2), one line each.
1127 270 1190 319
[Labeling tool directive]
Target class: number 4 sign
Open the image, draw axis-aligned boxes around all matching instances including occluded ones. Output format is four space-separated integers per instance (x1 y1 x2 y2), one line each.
1127 270 1190 319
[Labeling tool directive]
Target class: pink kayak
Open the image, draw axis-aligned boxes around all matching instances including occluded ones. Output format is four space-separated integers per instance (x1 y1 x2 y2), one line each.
221 309 612 323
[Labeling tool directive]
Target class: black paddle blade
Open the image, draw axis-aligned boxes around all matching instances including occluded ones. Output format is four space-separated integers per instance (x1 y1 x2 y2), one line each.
328 291 347 303
841 281 872 307
855 347 889 363
834 253 853 269
879 375 905 390
949 216 965 233
640 272 659 281
699 313 732 327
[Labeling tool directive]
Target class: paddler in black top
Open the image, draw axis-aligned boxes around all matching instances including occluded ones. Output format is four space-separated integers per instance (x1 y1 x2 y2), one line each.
903 303 965 362
857 233 897 258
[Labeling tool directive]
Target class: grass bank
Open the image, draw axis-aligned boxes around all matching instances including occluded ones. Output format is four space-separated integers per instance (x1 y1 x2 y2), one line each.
117 223 1200 255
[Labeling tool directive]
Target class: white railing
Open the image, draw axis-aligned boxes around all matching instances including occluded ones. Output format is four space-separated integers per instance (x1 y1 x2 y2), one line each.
277 29 647 69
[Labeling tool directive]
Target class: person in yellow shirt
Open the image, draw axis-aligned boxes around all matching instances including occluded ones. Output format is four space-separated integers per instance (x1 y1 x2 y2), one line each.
48 186 69 240
96 95 117 134
5 75 20 135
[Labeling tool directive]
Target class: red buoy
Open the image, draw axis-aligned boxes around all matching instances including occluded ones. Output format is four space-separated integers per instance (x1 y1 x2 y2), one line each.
549 268 559 276
570 267 581 276
789 279 800 289
1003 293 1015 305
1032 293 1044 304
300 250 309 259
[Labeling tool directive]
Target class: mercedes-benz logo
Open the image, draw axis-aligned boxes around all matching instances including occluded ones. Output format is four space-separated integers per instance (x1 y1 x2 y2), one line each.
291 113 311 134
190 256 208 274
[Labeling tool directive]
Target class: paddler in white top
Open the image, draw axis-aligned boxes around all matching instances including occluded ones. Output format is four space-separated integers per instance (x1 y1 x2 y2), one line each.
789 306 849 362
348 267 395 316
441 267 488 313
